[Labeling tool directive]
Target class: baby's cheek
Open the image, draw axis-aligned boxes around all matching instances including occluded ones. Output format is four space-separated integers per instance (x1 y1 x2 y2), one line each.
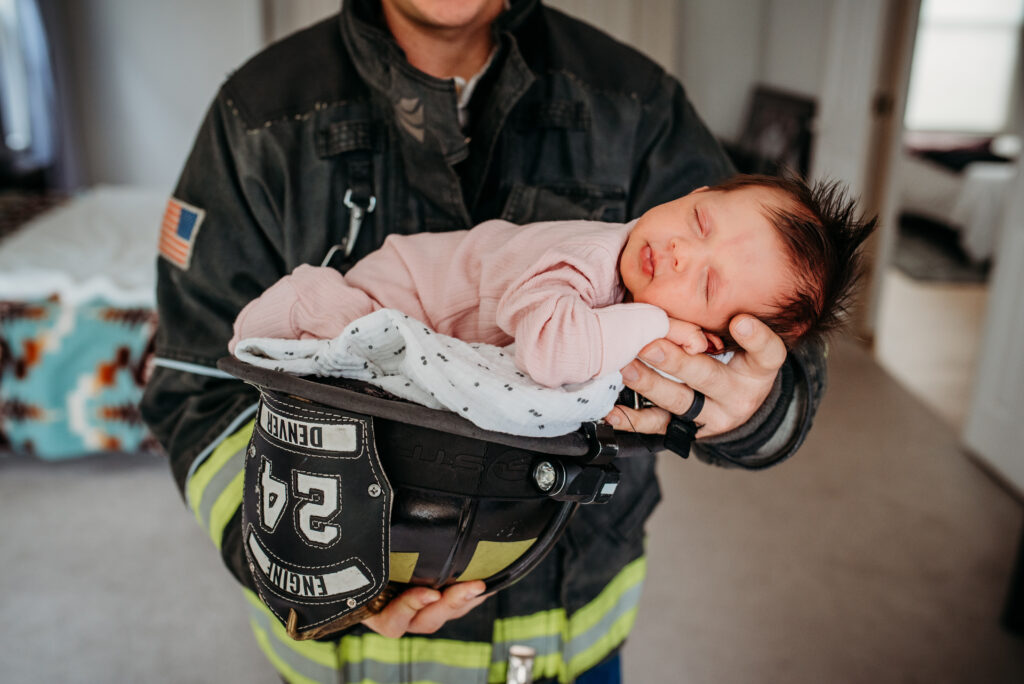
647 287 688 319
634 292 663 310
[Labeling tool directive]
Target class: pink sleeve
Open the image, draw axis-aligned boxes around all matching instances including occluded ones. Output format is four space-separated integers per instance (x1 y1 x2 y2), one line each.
593 304 670 375
496 256 669 387
229 264 379 353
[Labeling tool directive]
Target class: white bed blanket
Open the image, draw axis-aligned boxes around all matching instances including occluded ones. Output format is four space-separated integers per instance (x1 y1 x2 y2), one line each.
233 309 622 437
0 185 166 305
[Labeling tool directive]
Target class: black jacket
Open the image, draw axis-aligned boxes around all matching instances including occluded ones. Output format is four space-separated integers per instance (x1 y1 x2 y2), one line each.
141 0 826 679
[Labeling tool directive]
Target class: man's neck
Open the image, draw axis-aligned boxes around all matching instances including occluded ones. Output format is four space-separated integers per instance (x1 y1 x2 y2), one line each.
381 2 502 82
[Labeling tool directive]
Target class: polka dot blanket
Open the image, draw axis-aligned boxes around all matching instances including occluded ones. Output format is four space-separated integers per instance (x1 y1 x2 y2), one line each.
232 308 622 437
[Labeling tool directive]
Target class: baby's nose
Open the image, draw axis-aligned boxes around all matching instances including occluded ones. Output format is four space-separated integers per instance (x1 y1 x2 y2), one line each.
669 238 708 279
669 238 687 271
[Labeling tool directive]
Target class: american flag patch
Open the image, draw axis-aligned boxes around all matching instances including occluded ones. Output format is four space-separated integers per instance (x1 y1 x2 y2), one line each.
159 198 206 269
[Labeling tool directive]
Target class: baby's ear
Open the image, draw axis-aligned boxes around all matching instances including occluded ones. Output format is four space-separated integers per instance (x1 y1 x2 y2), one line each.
704 331 726 354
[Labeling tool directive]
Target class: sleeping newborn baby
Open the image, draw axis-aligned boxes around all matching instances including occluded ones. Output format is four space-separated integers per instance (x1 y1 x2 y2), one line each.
231 173 871 435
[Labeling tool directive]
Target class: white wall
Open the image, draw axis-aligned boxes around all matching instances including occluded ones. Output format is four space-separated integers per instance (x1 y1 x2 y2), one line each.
546 0 679 79
761 0 830 99
549 0 833 143
675 0 832 143
61 0 263 190
264 0 339 43
674 0 764 141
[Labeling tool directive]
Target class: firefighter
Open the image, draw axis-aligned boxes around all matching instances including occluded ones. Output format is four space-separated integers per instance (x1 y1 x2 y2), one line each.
141 1 827 681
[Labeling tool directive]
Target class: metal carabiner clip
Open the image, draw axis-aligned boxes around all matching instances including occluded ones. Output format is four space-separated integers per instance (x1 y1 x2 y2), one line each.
342 188 377 258
322 188 377 267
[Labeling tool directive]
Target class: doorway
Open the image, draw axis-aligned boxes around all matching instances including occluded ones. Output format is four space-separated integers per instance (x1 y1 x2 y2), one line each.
873 0 1022 433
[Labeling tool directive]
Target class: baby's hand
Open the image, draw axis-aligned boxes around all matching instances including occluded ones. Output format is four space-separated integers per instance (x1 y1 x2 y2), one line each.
665 318 710 355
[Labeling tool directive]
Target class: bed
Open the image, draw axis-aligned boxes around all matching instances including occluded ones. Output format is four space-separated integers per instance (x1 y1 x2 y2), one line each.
0 186 165 459
897 134 1019 265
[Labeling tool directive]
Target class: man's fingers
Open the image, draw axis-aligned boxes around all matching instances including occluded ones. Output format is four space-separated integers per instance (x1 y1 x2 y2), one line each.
407 581 487 634
606 402 724 438
616 356 738 437
363 581 487 638
624 347 721 411
730 315 786 375
605 404 670 435
609 315 786 439
363 587 441 639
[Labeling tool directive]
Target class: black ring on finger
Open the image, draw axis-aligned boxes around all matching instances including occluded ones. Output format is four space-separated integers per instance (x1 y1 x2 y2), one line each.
664 390 704 459
679 389 704 422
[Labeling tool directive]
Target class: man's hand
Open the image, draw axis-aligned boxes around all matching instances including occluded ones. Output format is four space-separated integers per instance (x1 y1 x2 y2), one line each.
605 315 786 438
362 581 487 638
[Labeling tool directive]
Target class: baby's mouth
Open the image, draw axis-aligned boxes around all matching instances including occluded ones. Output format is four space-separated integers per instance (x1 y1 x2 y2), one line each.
641 245 655 277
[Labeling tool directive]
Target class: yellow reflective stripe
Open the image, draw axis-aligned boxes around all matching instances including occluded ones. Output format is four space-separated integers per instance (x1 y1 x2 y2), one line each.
208 468 245 548
245 555 643 684
347 681 474 684
186 419 254 524
247 589 494 681
251 621 324 684
243 589 340 669
566 555 646 639
492 608 562 643
339 633 491 668
567 606 638 676
240 519 643 684
488 555 647 683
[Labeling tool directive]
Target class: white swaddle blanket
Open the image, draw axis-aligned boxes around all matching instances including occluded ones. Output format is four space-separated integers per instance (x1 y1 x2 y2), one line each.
233 309 622 437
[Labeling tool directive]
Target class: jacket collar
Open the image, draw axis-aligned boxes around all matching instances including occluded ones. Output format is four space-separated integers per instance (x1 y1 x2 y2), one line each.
337 0 537 224
339 0 538 104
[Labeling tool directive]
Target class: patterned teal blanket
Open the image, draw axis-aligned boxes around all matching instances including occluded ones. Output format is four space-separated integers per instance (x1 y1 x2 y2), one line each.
1 296 156 459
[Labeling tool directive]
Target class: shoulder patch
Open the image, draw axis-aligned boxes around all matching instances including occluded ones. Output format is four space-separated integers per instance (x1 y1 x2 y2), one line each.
159 197 205 270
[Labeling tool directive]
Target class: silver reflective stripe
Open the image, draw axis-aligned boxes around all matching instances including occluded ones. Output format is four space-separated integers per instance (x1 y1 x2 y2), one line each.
195 442 247 529
161 355 256 512
565 581 644 662
184 403 258 510
488 578 644 677
153 357 235 378
248 596 491 684
342 658 488 684
248 603 341 683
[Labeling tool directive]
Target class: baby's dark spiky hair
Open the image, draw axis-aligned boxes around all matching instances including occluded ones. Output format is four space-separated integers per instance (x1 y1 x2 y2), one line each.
711 172 877 349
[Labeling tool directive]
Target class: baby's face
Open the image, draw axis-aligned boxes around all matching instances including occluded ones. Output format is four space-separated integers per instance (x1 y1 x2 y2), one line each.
620 185 796 335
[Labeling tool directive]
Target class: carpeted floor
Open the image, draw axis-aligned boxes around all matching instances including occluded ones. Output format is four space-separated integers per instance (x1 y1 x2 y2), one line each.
893 214 991 283
0 452 277 683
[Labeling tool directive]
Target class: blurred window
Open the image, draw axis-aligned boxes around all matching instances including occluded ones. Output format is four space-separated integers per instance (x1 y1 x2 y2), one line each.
904 0 1024 133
